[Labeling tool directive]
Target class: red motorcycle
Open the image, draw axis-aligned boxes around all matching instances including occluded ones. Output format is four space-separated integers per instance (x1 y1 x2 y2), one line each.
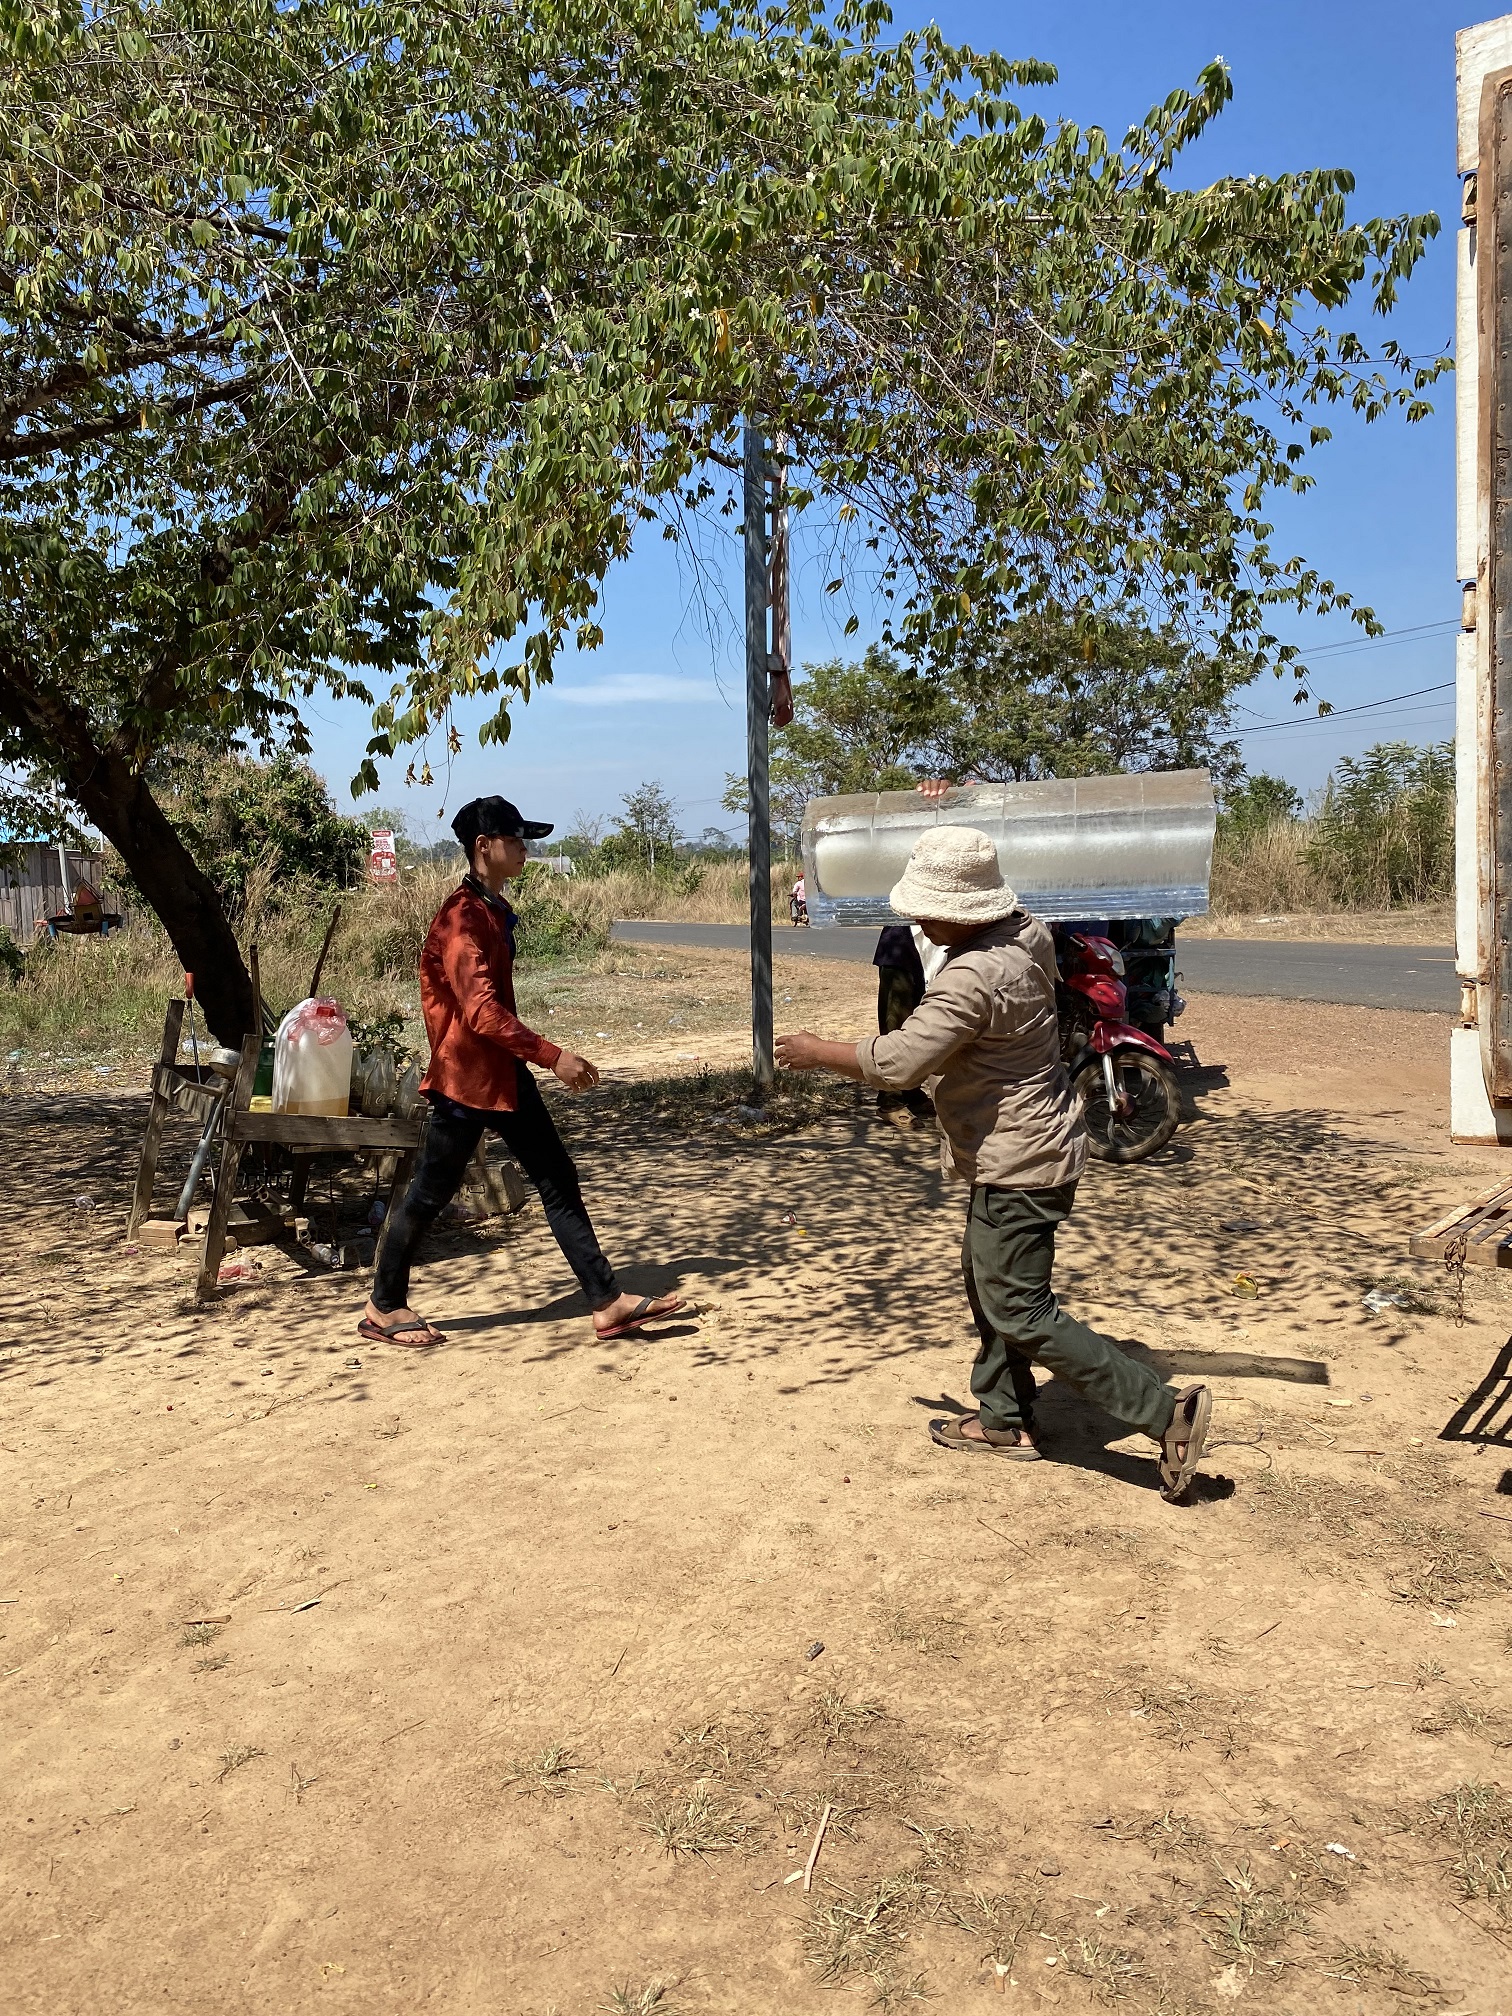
1053 929 1180 1163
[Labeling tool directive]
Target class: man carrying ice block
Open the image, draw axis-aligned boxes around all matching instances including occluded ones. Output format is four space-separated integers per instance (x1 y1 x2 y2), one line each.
775 824 1210 1503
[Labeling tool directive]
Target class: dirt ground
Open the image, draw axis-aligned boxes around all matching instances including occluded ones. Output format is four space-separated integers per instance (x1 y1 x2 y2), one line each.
4 945 1512 2016
1182 907 1453 946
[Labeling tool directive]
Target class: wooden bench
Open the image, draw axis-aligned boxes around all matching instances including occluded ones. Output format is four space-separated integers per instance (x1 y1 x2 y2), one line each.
129 1002 427 1299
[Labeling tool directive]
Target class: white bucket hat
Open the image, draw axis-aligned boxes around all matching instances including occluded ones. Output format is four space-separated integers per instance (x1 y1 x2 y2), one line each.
889 825 1019 926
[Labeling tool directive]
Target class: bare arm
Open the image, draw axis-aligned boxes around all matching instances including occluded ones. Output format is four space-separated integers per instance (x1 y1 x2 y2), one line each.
775 1030 866 1080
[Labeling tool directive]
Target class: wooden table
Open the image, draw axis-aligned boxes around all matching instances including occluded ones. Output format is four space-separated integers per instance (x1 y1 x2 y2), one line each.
1412 1176 1512 1269
129 1002 427 1299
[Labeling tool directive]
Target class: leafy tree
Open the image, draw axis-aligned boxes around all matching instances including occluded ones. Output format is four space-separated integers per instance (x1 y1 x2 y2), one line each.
1307 741 1453 906
0 0 1444 1038
1219 771 1304 836
920 615 1251 791
158 751 369 905
726 618 1250 834
601 781 681 874
723 645 926 846
690 826 743 860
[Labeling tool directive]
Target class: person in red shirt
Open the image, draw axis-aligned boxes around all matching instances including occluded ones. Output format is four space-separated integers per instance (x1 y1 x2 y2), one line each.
360 795 684 1348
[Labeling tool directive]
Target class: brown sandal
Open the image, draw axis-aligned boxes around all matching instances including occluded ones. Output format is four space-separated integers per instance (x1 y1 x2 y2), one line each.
1158 1384 1212 1501
929 1414 1042 1461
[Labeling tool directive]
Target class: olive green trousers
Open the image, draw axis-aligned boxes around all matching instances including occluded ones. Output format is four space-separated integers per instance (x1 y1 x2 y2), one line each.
962 1183 1176 1439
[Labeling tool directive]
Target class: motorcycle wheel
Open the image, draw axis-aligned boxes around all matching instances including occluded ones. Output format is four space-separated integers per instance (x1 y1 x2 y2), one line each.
1072 1049 1180 1163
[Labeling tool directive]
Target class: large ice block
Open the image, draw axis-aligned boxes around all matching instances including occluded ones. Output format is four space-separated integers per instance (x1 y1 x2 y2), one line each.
801 770 1215 926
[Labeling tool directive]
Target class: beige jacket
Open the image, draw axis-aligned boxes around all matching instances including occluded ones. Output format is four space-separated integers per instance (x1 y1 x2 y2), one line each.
856 912 1087 1190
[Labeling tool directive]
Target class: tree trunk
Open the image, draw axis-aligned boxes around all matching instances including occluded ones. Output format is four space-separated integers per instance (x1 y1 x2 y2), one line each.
88 763 257 1046
0 657 256 1045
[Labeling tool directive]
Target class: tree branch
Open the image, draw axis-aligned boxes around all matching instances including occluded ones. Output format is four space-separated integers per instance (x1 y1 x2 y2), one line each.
0 371 268 465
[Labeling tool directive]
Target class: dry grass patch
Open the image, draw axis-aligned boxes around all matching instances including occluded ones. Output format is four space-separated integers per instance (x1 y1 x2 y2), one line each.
1197 1836 1350 1974
803 1869 937 2007
639 1779 749 1859
1107 1810 1211 1861
1059 1931 1142 2003
502 1742 582 1798
1413 1697 1512 1744
1199 1857 1315 1965
1127 1679 1252 1758
667 1713 772 1782
812 1689 885 1748
877 1602 970 1657
1385 1520 1507 1609
1414 1780 1512 1919
598 1980 684 2016
1320 1941 1445 2001
215 1744 264 1783
1252 1465 1381 1543
942 1882 1049 1974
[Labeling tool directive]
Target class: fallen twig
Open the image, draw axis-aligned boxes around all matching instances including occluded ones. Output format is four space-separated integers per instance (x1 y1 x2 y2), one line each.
975 1517 1028 1554
180 1614 230 1626
1478 1510 1512 1526
381 1719 426 1744
1252 1620 1280 1640
1450 1898 1512 1953
802 1803 834 1893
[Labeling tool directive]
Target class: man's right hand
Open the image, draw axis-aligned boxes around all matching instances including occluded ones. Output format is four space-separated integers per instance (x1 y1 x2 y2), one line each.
552 1048 599 1093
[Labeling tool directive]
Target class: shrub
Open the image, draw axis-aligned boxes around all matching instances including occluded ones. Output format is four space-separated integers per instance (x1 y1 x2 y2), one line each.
136 749 371 909
0 927 23 985
1306 741 1453 907
1218 772 1303 839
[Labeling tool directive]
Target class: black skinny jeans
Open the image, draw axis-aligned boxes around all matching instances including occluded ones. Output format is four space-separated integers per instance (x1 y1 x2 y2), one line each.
372 1066 619 1314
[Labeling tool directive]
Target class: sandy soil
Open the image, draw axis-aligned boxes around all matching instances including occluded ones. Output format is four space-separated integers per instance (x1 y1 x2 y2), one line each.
4 949 1512 2016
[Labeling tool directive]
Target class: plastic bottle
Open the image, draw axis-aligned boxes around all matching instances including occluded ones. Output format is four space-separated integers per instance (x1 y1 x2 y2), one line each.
352 1045 398 1117
271 998 353 1116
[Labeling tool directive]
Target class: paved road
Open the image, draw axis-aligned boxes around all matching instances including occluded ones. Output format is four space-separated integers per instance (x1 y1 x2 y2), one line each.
610 919 1459 1014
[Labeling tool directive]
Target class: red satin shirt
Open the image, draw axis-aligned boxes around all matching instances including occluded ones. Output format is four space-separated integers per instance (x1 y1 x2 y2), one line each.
418 880 561 1111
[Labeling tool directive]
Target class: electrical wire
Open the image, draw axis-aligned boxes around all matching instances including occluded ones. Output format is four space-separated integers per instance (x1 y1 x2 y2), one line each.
1230 680 1455 735
1296 619 1459 660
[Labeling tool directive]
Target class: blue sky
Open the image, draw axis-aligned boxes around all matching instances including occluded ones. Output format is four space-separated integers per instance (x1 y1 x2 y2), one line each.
303 0 1471 846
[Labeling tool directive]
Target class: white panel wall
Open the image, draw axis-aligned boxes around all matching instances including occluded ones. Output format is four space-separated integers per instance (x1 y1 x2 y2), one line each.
1459 15 1512 168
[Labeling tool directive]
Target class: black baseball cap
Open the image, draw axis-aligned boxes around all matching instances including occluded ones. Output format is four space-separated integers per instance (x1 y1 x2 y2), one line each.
451 794 553 853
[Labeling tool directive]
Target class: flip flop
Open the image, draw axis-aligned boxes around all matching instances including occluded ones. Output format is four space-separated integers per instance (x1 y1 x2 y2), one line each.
593 1294 686 1340
929 1414 1041 1460
1158 1383 1212 1502
357 1315 446 1348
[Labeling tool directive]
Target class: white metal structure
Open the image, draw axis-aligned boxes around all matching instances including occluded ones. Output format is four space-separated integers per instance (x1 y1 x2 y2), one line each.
1453 16 1512 1140
800 771 1216 928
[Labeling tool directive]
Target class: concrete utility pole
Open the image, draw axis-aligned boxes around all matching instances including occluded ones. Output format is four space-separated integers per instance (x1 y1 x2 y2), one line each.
743 423 774 1090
